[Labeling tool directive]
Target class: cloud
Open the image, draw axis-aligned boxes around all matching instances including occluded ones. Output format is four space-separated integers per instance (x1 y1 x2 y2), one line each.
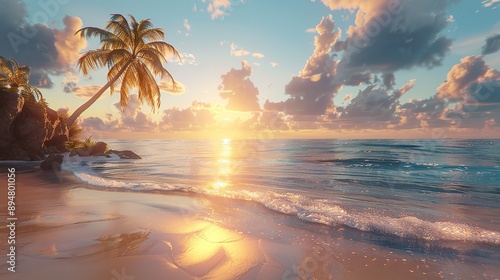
184 19 191 31
335 80 414 129
230 43 250 57
252 52 265 59
219 60 260 111
437 56 500 101
80 116 119 132
288 115 323 130
56 107 69 115
205 0 245 20
443 81 500 129
382 72 396 89
0 1 87 87
258 111 290 130
113 94 158 132
159 80 186 95
323 0 454 77
482 0 499 8
160 101 216 131
270 62 279 67
80 100 218 133
482 34 500 55
70 85 104 99
62 71 79 93
397 97 448 129
228 43 265 59
54 16 87 71
174 52 198 66
305 28 317 33
265 15 342 115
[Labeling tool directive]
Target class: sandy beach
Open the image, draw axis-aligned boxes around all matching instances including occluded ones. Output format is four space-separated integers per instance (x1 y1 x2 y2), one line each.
0 162 498 280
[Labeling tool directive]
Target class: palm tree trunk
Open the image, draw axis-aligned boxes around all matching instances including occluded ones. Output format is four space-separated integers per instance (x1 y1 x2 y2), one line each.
66 60 131 126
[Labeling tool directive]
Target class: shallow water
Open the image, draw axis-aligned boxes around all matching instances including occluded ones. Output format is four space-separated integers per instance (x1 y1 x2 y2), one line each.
62 138 500 277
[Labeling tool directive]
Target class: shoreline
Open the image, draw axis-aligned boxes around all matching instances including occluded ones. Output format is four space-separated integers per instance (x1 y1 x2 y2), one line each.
1 164 499 279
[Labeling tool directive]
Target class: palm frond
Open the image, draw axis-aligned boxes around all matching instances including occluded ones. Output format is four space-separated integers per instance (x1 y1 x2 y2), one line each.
107 58 132 93
105 49 132 68
107 14 133 46
136 49 170 78
145 41 181 61
101 35 128 50
139 26 165 42
136 61 161 110
117 62 140 110
77 49 109 76
0 57 43 103
76 27 115 42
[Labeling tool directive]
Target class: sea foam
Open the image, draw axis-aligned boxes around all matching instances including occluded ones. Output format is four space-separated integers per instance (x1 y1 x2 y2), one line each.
62 155 500 245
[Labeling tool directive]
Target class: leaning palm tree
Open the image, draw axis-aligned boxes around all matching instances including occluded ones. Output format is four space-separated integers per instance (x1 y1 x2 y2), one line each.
0 56 43 104
66 14 181 126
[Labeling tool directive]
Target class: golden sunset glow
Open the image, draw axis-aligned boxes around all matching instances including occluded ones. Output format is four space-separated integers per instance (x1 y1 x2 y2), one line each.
210 138 234 189
3 1 499 280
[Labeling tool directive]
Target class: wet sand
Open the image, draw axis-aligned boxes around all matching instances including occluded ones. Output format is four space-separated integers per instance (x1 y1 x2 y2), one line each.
0 164 499 280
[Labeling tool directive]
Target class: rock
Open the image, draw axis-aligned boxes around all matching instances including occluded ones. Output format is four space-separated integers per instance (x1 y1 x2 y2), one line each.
92 153 111 158
29 154 44 161
90 141 107 155
11 101 47 160
40 154 64 171
2 148 30 161
76 148 90 157
43 108 69 151
0 90 25 160
108 150 142 159
69 150 79 157
1 88 69 161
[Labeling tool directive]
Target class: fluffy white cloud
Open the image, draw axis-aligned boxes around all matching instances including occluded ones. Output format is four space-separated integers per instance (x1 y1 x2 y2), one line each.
252 52 265 59
437 56 500 101
160 101 216 131
482 0 499 8
230 43 250 57
265 15 342 115
159 80 186 95
203 0 245 19
219 60 260 111
184 19 191 31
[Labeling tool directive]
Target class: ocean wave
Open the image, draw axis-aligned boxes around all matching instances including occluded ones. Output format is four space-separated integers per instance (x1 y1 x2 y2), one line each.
62 156 500 246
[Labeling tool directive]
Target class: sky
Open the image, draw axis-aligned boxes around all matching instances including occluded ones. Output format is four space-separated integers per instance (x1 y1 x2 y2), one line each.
1 0 500 139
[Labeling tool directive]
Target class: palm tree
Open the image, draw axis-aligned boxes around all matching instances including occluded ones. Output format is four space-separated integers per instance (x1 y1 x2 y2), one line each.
66 14 181 126
0 56 43 104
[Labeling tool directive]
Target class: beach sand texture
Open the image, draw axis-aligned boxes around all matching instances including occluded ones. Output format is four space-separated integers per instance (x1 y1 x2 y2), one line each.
1 164 499 280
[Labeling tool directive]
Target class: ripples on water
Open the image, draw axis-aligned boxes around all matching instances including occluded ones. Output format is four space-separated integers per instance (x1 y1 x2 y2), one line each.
63 139 500 251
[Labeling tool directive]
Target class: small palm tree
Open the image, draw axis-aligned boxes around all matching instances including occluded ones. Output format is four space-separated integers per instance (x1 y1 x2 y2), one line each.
0 56 43 104
66 14 181 126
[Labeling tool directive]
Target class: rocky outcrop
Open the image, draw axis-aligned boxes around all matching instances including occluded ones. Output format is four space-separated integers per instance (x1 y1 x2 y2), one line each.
90 141 107 155
107 150 142 159
0 90 69 161
0 90 28 160
40 154 64 171
68 145 141 160
11 102 48 160
44 108 70 152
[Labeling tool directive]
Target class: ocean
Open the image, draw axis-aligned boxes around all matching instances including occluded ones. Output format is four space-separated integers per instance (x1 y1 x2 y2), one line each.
61 138 500 273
